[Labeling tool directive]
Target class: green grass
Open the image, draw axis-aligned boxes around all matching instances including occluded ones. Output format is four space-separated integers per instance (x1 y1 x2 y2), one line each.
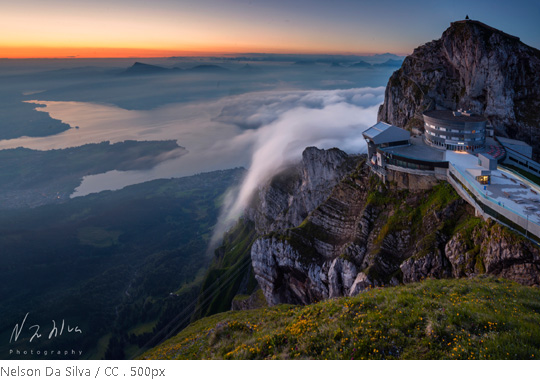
192 220 258 319
365 175 396 207
141 277 540 360
420 182 461 215
232 294 251 302
370 181 467 259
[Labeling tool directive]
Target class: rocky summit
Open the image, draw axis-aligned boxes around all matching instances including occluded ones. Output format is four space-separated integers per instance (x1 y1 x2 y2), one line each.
377 20 540 160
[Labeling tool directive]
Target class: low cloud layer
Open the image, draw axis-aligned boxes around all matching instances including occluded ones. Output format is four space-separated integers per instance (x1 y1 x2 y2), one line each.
0 86 384 245
208 87 384 246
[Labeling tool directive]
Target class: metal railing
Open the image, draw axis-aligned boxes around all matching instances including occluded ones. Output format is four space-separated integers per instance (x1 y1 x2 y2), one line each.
367 162 387 177
448 163 540 240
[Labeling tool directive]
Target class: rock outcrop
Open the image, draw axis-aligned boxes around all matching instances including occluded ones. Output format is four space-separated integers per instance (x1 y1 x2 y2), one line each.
245 147 358 234
231 289 267 311
248 148 540 306
444 221 540 284
377 19 540 159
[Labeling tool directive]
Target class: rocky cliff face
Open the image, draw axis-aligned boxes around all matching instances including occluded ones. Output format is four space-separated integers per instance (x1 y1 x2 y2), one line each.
248 148 540 306
245 147 358 234
377 20 540 158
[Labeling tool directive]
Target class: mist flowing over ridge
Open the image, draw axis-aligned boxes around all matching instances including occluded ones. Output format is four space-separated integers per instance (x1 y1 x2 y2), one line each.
208 87 383 247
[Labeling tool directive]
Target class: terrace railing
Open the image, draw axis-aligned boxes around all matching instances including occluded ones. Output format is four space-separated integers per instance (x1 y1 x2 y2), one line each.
448 163 540 242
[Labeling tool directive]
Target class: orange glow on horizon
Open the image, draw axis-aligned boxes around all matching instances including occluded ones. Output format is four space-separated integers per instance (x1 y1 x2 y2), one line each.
0 45 406 59
0 46 228 59
0 5 412 59
0 5 413 59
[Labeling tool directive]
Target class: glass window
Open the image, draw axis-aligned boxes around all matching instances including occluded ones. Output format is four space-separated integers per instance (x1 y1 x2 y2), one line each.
476 175 490 185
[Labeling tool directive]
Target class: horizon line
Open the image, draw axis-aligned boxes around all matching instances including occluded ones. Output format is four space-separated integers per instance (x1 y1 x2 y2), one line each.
0 46 409 59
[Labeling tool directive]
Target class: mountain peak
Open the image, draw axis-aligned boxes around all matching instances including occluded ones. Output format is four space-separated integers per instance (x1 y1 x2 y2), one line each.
378 19 540 159
121 62 169 75
446 19 520 42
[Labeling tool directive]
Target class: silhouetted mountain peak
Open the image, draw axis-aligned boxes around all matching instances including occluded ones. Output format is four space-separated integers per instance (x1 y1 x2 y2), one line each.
349 60 371 68
121 62 169 75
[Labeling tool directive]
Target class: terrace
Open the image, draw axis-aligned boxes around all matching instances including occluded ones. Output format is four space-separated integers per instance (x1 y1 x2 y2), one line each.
446 151 540 238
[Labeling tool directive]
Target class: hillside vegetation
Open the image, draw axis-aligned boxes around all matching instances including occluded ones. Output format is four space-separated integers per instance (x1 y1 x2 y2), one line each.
191 220 258 320
0 169 243 359
142 277 540 360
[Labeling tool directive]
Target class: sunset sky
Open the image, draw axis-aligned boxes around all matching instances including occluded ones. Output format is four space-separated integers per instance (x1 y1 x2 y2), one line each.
1 0 538 58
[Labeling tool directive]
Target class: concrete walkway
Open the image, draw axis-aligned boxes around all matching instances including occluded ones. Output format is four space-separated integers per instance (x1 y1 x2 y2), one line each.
446 151 540 233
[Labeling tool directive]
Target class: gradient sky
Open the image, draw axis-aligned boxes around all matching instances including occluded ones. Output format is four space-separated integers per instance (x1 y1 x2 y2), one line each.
1 0 538 58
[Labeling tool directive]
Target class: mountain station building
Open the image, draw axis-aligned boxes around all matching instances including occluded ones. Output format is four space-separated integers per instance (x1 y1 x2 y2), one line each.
363 110 540 242
423 109 487 151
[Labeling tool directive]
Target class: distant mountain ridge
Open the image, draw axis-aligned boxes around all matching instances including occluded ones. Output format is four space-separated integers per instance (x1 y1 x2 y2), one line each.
188 64 230 72
121 62 171 75
121 62 230 76
295 58 403 68
121 58 405 77
211 52 405 64
349 60 371 68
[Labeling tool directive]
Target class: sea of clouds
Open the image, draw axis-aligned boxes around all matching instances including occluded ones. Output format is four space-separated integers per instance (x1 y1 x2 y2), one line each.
2 86 384 241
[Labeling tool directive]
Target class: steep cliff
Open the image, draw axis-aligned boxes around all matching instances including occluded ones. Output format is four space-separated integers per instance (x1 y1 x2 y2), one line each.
249 148 540 306
245 147 359 234
192 147 360 316
377 20 540 158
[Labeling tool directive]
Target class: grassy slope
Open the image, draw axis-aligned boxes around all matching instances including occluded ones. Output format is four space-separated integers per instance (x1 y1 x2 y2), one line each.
142 277 540 360
192 220 258 320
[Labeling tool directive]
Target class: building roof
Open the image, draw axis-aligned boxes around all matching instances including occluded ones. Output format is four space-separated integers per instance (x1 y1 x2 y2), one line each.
466 168 491 177
380 135 445 162
423 110 487 123
478 153 497 161
362 122 410 145
496 136 532 148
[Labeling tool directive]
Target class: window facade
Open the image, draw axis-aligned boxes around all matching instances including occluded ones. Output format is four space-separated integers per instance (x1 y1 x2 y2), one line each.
423 111 487 151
